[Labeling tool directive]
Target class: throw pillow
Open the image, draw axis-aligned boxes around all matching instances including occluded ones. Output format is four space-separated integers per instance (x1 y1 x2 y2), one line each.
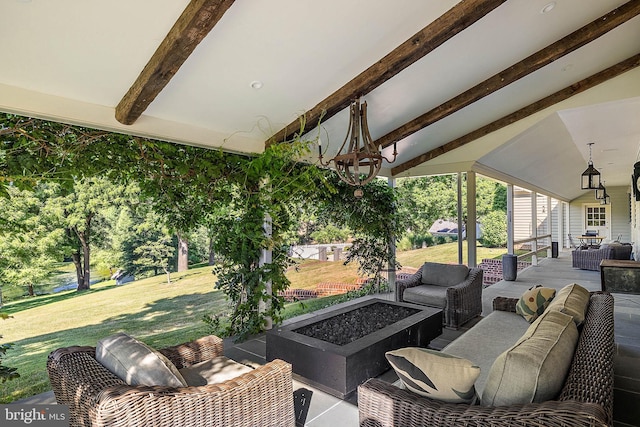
546 283 590 325
386 347 480 403
481 310 578 407
515 285 556 323
421 262 469 287
96 332 187 387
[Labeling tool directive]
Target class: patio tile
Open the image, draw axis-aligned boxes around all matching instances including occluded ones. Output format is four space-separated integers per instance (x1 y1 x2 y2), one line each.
291 379 345 426
223 345 265 368
234 336 267 358
304 400 358 427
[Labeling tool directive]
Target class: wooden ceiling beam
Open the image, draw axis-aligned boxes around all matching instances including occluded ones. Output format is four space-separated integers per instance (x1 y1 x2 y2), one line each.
378 0 640 150
267 0 508 146
391 53 640 175
115 0 235 125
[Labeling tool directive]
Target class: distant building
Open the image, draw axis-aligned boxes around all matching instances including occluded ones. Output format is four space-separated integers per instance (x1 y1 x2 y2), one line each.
429 219 483 239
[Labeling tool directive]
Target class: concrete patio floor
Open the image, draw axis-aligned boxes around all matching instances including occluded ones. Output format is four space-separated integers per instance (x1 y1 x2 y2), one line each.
15 250 640 426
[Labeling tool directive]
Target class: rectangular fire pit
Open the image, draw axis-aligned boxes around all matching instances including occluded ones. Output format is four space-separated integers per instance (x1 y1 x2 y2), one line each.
266 298 442 399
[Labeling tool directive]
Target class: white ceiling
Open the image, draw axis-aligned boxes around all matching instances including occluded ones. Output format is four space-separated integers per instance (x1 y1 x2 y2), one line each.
1 0 639 201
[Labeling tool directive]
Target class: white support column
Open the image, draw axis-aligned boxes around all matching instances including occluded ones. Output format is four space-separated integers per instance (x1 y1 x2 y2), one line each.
547 195 553 258
531 191 538 266
507 184 514 254
457 172 464 265
557 200 565 249
466 171 477 267
387 177 397 294
259 213 273 330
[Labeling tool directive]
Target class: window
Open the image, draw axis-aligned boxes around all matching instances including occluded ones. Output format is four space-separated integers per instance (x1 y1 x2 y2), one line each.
585 206 606 227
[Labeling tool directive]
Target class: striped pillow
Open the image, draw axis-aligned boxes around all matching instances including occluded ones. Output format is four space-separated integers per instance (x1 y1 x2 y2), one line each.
515 285 556 323
386 347 480 403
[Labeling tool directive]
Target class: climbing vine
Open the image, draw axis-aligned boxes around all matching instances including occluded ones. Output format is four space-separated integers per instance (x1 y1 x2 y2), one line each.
1 112 404 342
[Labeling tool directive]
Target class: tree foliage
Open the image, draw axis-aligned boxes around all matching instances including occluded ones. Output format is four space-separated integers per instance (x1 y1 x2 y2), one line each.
0 114 402 344
481 210 507 248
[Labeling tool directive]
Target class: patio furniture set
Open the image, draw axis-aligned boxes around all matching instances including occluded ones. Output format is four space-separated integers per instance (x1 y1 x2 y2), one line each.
46 263 614 427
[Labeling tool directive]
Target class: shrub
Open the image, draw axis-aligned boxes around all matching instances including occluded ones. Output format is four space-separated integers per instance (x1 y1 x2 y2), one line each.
481 211 507 248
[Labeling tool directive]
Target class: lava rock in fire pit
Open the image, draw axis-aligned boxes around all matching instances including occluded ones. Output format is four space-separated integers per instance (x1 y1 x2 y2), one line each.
294 302 419 346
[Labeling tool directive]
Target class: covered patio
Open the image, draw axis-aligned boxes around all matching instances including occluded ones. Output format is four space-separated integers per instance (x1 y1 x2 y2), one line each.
20 250 640 426
3 1 640 426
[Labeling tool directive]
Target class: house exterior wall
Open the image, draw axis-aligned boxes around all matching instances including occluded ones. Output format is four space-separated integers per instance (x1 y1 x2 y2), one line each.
513 188 555 251
568 185 631 244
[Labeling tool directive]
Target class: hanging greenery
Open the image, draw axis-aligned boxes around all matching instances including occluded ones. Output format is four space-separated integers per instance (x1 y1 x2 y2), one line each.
1 112 404 342
317 179 405 291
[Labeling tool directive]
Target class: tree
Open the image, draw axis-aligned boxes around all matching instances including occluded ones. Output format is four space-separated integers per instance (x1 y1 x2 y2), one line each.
50 178 127 290
134 233 175 284
0 186 64 296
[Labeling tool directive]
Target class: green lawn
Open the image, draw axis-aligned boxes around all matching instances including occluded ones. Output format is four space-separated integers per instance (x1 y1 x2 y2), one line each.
0 242 510 403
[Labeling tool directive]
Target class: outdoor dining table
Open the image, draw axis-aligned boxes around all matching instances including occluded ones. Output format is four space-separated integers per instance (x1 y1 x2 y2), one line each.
578 235 604 247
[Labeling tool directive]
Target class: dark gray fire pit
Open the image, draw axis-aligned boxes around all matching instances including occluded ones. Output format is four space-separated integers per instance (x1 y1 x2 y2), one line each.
266 298 442 399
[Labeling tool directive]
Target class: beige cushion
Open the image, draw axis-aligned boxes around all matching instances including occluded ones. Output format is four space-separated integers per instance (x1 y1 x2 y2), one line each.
386 347 480 403
421 262 469 287
546 283 590 325
481 310 578 407
515 285 556 323
96 332 186 387
179 356 253 386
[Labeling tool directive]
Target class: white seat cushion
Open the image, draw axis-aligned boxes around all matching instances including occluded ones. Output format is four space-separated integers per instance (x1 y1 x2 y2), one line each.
179 356 253 386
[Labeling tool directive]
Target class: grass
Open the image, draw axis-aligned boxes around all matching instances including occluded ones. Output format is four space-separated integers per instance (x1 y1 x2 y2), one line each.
0 242 512 403
0 267 226 403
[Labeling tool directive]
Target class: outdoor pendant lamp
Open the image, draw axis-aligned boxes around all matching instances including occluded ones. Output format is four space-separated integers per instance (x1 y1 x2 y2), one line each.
318 98 397 198
595 181 606 200
600 186 610 205
581 143 601 190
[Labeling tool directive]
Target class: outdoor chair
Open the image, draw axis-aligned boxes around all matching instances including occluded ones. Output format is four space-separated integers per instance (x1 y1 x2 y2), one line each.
47 334 295 427
395 262 483 329
572 242 633 271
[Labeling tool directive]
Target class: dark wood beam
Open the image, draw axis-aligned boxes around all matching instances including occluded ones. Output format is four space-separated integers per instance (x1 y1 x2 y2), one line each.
391 53 640 175
115 0 235 125
378 0 640 150
267 0 508 146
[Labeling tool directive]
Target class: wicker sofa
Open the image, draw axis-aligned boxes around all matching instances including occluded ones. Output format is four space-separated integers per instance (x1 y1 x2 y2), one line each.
572 243 633 271
47 335 294 427
359 291 614 427
395 262 483 329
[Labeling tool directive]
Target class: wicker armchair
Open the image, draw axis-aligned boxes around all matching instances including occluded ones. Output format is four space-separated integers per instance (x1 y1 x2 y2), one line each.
395 263 483 329
47 335 294 427
359 293 615 427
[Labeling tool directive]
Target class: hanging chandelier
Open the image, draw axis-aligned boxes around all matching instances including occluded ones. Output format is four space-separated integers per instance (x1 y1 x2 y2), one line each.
318 98 397 197
581 142 601 190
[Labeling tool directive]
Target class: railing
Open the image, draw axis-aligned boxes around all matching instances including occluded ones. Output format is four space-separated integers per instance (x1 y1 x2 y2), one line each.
513 233 552 263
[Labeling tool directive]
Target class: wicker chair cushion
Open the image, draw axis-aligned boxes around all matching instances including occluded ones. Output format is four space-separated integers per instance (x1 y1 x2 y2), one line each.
421 262 469 287
402 285 447 307
481 310 578 407
96 332 187 387
179 356 253 386
546 283 590 325
386 347 480 403
515 285 556 323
